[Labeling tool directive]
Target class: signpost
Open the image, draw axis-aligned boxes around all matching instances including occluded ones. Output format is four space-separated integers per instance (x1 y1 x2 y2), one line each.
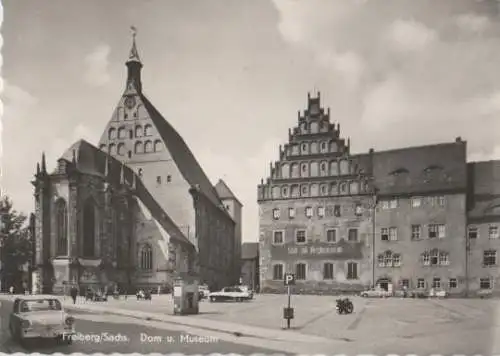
283 273 295 329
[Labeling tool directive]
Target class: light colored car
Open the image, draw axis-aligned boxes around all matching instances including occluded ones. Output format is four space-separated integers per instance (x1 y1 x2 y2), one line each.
9 296 75 345
198 285 210 299
360 288 392 298
208 286 250 302
235 285 253 299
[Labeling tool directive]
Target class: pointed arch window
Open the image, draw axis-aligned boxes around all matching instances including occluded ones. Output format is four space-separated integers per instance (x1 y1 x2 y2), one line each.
154 140 163 152
117 127 127 139
135 125 143 137
144 124 153 136
55 199 68 256
108 128 116 140
140 243 153 271
144 140 153 153
82 198 96 258
281 163 290 179
291 163 299 178
134 141 143 154
117 143 126 156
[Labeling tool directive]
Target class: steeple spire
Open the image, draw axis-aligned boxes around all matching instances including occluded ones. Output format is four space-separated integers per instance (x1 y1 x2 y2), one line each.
41 152 47 173
125 26 143 94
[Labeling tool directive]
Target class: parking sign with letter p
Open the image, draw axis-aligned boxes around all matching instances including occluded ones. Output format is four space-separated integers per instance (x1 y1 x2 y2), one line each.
284 273 295 286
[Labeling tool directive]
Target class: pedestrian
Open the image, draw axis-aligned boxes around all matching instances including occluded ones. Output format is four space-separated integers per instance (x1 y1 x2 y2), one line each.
9 286 14 294
70 286 78 304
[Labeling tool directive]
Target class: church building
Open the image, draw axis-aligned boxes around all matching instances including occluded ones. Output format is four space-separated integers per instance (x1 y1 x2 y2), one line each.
31 32 242 294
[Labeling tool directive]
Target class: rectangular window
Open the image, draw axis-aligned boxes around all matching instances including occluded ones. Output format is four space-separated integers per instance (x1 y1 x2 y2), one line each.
273 231 284 245
296 263 306 280
389 199 398 209
439 253 449 266
296 230 306 244
489 226 499 239
411 225 421 240
449 278 457 289
326 229 337 243
272 208 280 220
393 254 401 267
432 278 441 289
417 279 425 289
346 262 358 280
438 224 446 238
334 205 341 217
428 224 438 238
323 263 334 280
272 264 283 280
483 250 497 266
381 200 390 210
389 227 398 241
348 228 358 242
156 176 162 184
317 206 325 218
288 208 295 219
468 226 478 239
437 196 445 206
381 228 389 241
401 279 409 288
480 278 492 289
305 207 313 218
411 197 422 208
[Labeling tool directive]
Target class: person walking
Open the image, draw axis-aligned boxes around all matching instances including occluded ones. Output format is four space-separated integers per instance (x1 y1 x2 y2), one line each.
70 286 78 304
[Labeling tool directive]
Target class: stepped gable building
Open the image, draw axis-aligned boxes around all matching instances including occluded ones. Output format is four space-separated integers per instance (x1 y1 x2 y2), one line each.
258 91 496 296
257 92 376 293
31 33 241 294
467 160 500 294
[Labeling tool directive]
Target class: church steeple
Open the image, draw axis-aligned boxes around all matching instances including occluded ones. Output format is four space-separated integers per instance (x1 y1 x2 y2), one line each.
125 26 143 94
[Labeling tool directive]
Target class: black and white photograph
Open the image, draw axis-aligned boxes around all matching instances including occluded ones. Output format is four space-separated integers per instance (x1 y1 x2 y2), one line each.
1 0 500 354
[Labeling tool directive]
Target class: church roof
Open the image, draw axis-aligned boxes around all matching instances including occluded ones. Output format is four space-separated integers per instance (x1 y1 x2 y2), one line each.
372 140 467 196
139 95 223 208
59 139 194 249
215 179 242 206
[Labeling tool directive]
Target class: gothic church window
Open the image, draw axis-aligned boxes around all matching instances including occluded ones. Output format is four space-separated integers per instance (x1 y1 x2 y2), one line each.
330 161 338 176
144 140 153 153
117 143 126 156
301 143 309 154
134 141 143 154
82 198 96 258
320 142 327 153
301 185 309 196
291 184 299 198
108 128 116 140
330 182 338 195
301 163 309 177
350 181 359 195
109 144 116 155
340 182 348 194
140 244 153 271
281 163 290 179
340 160 349 175
135 125 143 137
310 142 318 154
154 140 163 152
320 161 328 176
55 198 68 256
144 124 153 136
310 162 319 177
291 163 299 178
310 122 318 133
310 183 319 196
118 127 126 139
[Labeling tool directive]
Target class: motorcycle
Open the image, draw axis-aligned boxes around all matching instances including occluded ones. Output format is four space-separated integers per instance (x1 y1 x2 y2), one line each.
336 298 354 314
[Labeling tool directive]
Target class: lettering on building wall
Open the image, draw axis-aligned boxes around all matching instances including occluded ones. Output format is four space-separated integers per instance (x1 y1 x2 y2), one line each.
288 246 344 255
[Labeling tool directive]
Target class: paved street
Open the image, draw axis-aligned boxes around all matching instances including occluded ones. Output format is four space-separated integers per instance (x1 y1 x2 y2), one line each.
0 299 288 354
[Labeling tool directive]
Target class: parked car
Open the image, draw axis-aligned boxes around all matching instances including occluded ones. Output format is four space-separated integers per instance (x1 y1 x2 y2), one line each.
198 285 210 300
9 296 75 345
408 289 428 298
236 285 254 299
429 289 448 298
85 289 107 302
360 288 392 298
208 286 251 302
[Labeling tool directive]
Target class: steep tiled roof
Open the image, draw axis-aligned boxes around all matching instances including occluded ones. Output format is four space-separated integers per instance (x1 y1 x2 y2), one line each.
139 95 223 209
215 179 242 206
241 242 259 260
467 160 500 219
372 141 467 196
60 140 193 248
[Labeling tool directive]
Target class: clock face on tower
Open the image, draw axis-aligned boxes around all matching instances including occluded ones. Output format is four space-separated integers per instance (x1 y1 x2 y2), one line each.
124 96 136 109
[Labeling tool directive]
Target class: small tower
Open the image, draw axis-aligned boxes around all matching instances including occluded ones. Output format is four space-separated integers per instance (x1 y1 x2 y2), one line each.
126 26 143 94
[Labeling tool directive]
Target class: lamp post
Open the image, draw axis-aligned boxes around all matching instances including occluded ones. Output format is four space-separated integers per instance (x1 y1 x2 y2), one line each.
369 188 379 289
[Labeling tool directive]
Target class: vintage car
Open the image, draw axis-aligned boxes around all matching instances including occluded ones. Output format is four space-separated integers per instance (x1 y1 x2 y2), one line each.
360 288 392 298
9 296 75 344
208 286 251 302
236 285 254 299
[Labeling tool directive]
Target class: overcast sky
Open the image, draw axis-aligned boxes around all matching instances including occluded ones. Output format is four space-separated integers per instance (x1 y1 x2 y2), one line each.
1 0 500 242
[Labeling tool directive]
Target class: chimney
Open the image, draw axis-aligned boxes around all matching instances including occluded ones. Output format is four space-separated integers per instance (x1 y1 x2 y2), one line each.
455 136 462 143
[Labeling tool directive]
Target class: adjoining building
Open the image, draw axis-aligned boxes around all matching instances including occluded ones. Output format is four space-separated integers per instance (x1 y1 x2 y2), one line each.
258 92 499 296
241 242 259 291
31 33 242 294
